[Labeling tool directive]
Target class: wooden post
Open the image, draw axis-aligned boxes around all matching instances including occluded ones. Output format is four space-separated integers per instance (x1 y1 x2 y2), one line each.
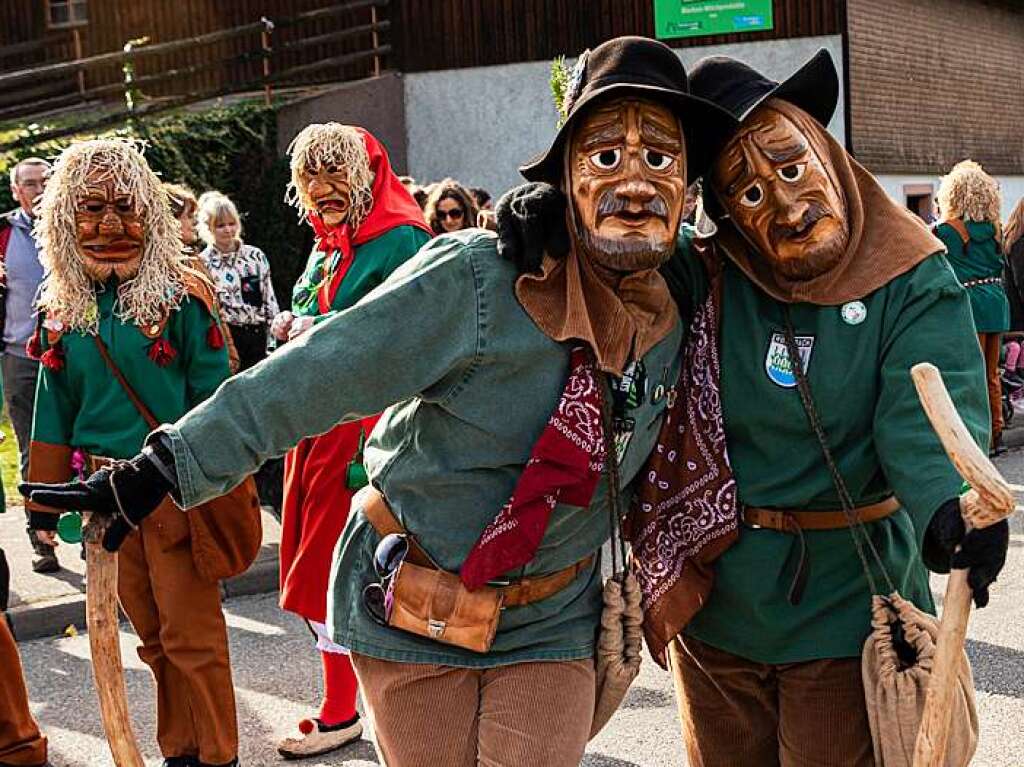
261 17 274 107
72 28 86 98
371 5 381 77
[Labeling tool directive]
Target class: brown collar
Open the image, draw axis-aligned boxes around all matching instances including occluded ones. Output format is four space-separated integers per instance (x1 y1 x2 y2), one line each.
515 245 677 376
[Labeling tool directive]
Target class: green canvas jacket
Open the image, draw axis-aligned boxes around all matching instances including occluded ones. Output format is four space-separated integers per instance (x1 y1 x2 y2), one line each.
936 220 1010 333
661 227 989 663
157 229 683 667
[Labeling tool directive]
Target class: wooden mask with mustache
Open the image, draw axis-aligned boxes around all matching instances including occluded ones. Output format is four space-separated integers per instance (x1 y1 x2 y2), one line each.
567 99 687 272
711 105 848 280
76 168 145 282
299 162 351 227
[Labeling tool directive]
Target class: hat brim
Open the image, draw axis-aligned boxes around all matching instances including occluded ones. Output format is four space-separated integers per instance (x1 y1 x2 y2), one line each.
745 49 839 128
519 83 739 186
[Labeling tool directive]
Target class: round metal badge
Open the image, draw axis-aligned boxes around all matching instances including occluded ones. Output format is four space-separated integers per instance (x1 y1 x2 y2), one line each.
841 301 867 325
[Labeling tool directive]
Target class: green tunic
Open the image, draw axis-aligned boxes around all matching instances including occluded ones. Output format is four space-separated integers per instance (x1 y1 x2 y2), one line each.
291 225 431 317
662 228 989 663
31 285 230 466
935 220 1010 333
156 230 684 667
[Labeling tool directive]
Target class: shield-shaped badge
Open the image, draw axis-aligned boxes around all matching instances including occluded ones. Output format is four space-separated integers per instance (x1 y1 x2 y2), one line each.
764 331 815 388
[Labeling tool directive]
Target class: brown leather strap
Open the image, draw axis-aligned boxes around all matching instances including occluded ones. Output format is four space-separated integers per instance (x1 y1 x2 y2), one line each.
92 336 160 430
742 496 900 532
355 486 594 607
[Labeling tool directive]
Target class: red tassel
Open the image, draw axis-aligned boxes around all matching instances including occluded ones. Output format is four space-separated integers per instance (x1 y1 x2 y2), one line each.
206 321 224 350
147 338 177 367
26 330 43 360
40 342 64 372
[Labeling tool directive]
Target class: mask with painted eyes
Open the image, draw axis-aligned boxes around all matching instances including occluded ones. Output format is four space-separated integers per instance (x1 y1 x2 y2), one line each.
568 98 687 272
75 168 145 281
298 162 351 227
711 105 848 280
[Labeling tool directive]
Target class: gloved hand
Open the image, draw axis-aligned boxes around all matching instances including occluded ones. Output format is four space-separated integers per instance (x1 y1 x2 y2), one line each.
495 182 570 274
922 497 1009 608
21 441 176 552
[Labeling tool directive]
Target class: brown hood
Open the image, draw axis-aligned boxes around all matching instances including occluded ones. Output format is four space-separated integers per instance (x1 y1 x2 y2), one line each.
712 98 942 305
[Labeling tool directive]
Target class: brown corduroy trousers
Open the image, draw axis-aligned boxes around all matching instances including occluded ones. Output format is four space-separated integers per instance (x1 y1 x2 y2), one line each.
0 618 47 767
351 653 595 767
670 635 873 767
979 332 1003 445
118 501 238 765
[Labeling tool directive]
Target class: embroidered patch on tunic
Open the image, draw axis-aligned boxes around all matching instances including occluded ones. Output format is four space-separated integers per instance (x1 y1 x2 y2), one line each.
764 331 815 388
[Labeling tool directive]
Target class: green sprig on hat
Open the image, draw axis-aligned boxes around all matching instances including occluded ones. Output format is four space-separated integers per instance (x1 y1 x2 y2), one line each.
550 56 571 127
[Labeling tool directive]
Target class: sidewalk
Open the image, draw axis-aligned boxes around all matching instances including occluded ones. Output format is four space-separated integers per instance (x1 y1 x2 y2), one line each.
1 502 281 641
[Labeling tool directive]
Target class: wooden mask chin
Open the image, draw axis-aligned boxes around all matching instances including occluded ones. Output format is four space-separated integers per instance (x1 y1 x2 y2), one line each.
299 164 352 228
566 98 687 272
711 105 849 280
75 169 145 282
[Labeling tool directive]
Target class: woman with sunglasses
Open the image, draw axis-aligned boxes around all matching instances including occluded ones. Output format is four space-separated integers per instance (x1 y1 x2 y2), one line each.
424 178 478 236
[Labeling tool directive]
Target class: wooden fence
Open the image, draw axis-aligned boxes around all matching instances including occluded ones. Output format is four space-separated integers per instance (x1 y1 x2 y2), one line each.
0 0 390 129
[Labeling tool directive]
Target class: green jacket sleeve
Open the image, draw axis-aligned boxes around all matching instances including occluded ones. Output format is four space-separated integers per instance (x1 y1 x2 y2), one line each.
872 254 989 546
159 234 486 507
660 225 710 327
291 246 327 317
28 326 78 520
170 295 232 408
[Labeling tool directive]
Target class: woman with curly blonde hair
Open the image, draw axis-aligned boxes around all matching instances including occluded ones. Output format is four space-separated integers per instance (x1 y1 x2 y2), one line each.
935 160 1011 451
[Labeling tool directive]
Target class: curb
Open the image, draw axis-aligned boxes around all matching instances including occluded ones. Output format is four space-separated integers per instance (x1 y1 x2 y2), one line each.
5 555 279 643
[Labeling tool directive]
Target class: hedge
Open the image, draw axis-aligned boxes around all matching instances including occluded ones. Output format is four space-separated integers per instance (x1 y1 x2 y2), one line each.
0 102 313 308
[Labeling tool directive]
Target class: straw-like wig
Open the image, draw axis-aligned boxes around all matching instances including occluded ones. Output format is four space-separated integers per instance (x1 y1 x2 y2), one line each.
285 123 373 230
34 138 197 333
937 160 1002 227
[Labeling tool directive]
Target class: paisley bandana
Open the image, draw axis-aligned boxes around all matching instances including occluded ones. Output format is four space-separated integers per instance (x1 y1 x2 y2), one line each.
627 248 739 665
460 346 607 590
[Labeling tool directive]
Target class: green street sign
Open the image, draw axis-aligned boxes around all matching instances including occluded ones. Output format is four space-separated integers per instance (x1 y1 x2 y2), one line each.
654 0 774 40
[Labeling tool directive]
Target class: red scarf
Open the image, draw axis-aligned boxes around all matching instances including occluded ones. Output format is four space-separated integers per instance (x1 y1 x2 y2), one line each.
311 128 431 313
460 346 607 590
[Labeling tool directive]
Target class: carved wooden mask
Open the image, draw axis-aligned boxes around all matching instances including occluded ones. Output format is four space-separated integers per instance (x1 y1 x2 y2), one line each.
75 168 144 282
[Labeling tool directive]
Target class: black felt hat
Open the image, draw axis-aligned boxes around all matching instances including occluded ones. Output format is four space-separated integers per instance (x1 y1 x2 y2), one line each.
519 36 738 185
688 48 839 129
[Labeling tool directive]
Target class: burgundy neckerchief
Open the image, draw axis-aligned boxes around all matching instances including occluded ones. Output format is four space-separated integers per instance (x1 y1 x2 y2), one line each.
460 346 607 590
626 244 739 667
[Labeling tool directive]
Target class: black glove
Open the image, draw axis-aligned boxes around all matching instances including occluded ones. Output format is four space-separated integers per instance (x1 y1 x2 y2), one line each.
495 182 570 274
21 440 176 553
922 497 1009 608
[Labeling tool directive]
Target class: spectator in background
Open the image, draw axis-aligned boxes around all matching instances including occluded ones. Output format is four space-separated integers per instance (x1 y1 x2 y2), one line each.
424 178 478 236
164 181 201 254
935 160 1011 452
2 157 55 573
198 191 280 371
471 186 492 211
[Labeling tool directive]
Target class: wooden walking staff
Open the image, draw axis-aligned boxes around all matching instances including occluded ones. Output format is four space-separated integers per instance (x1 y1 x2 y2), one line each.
82 512 145 767
910 363 1016 767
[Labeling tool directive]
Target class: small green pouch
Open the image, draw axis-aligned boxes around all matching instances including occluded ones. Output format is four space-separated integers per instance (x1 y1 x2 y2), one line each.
346 427 369 490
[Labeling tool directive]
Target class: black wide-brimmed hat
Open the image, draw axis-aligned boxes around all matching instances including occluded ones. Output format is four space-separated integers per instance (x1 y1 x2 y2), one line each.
688 48 839 129
519 36 738 185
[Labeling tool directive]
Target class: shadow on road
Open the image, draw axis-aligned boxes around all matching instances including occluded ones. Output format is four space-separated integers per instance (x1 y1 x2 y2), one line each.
966 638 1024 699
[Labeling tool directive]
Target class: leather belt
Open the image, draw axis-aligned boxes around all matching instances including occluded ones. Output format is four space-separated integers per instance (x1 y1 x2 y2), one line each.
741 496 900 608
742 496 900 532
355 486 594 608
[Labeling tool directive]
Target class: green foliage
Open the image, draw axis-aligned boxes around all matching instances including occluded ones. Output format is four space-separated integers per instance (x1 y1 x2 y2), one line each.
550 56 571 128
0 102 311 308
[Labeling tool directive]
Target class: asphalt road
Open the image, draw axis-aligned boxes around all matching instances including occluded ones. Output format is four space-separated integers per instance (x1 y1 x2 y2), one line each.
13 445 1024 767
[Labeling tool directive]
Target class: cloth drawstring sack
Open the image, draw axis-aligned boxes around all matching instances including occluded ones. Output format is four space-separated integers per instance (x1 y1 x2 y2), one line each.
862 594 978 767
778 318 978 767
590 369 644 739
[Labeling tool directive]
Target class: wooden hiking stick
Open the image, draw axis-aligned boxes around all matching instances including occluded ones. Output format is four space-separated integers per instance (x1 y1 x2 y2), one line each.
83 513 145 767
910 363 1015 767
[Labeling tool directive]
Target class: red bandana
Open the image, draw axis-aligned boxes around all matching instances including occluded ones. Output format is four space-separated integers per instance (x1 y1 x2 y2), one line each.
460 346 607 590
312 129 432 314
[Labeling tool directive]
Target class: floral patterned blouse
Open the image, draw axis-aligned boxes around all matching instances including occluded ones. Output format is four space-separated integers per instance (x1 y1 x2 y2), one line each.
199 243 280 327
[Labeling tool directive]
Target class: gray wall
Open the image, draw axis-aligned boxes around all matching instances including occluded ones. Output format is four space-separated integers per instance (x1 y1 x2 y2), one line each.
276 73 409 172
404 35 845 199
